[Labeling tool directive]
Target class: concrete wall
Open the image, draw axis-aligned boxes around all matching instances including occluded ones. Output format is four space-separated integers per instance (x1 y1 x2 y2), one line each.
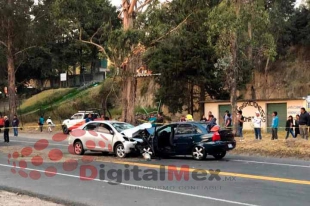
204 99 307 131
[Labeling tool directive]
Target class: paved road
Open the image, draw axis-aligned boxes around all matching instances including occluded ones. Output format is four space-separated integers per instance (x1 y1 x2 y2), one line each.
0 132 309 206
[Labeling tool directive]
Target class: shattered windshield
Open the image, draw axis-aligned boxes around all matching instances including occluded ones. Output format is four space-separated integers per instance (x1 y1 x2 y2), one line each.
111 123 135 133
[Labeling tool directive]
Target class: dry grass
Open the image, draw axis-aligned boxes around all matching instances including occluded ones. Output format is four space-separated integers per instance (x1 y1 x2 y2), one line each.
20 88 72 110
18 123 63 133
232 131 310 159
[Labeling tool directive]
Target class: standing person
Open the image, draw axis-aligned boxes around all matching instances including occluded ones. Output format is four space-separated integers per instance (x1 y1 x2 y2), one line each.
200 115 207 122
224 110 230 124
85 114 92 123
12 115 19 137
38 116 44 132
46 117 54 133
252 111 262 140
271 111 279 140
148 114 157 127
186 114 194 121
180 115 186 122
299 107 310 140
295 114 300 138
237 111 245 141
285 116 295 139
225 113 232 129
4 116 9 143
156 112 164 124
207 111 213 121
0 115 4 133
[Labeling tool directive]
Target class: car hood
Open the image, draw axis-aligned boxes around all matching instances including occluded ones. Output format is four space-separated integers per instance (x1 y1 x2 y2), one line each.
121 123 153 138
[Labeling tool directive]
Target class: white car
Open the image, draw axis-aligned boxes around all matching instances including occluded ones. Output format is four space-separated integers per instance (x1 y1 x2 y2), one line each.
62 111 101 134
68 120 152 158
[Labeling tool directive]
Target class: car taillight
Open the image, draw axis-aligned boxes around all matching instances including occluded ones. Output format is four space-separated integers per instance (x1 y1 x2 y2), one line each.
212 132 221 141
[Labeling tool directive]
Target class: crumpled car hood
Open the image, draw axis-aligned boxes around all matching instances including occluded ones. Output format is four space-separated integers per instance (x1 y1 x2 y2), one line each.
121 123 153 138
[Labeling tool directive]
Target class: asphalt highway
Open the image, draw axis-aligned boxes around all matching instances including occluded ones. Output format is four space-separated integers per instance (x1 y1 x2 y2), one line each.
0 132 309 206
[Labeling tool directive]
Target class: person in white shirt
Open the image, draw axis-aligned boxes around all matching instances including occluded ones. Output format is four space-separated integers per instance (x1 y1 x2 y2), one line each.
252 111 262 140
46 117 54 133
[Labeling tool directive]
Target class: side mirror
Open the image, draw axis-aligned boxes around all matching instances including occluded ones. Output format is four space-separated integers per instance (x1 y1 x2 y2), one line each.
110 130 114 135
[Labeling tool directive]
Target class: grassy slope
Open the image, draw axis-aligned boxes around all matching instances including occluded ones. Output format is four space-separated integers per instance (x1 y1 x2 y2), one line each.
20 84 103 123
20 88 74 113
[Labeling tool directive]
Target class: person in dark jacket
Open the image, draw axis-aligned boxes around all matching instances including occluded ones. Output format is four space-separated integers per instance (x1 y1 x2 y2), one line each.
285 116 295 139
4 116 9 143
225 113 232 129
295 114 300 138
12 115 19 137
299 108 310 140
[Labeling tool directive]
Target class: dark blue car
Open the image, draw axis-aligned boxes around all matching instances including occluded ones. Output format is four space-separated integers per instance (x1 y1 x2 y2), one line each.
135 122 236 160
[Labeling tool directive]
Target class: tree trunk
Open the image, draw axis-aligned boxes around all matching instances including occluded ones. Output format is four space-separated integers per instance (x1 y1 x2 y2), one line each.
7 0 16 120
121 53 139 123
121 0 137 124
247 21 252 61
190 83 194 115
199 84 206 118
230 32 238 135
123 0 134 30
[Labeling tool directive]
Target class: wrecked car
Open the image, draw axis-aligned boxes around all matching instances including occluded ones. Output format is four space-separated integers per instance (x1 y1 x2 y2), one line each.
132 122 236 160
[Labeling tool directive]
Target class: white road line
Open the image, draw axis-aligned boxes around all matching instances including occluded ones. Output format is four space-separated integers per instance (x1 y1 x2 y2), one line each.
0 163 259 206
9 140 67 147
232 160 310 168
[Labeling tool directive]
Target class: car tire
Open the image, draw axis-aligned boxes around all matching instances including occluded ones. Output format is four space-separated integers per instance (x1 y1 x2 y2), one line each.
115 143 127 158
74 141 85 155
213 151 226 160
192 146 206 160
63 125 69 134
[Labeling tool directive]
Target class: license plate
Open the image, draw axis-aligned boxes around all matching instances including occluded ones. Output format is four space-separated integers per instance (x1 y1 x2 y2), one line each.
228 144 233 148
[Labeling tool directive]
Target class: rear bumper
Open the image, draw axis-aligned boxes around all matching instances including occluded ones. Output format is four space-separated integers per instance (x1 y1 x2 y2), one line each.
202 140 236 154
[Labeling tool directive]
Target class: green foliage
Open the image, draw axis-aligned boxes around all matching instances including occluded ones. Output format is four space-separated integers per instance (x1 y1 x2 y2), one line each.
289 6 310 46
99 77 121 109
107 29 144 66
142 0 229 114
208 0 277 87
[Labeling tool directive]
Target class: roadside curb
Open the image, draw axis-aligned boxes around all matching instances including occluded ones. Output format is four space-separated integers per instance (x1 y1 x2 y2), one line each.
0 185 89 206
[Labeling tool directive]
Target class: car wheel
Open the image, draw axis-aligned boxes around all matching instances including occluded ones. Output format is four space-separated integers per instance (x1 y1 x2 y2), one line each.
192 146 206 160
213 151 226 160
74 141 85 155
115 143 126 158
63 125 69 134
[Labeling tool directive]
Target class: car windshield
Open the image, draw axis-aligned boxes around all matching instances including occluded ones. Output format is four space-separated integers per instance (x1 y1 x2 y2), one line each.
111 123 135 133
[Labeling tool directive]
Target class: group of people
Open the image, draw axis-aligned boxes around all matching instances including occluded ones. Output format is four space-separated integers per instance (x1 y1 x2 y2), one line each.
0 114 20 143
200 107 310 141
270 108 310 140
38 116 54 133
277 107 310 140
223 107 310 140
148 112 164 127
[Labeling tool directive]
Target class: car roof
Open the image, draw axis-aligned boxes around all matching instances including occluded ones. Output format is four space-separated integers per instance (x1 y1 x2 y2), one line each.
86 120 129 124
168 121 209 125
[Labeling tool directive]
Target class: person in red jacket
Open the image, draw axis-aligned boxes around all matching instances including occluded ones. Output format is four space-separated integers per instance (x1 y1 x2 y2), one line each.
0 115 4 133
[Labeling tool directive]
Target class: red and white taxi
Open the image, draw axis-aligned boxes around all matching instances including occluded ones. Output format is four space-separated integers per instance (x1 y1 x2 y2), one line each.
62 111 101 134
68 121 151 158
